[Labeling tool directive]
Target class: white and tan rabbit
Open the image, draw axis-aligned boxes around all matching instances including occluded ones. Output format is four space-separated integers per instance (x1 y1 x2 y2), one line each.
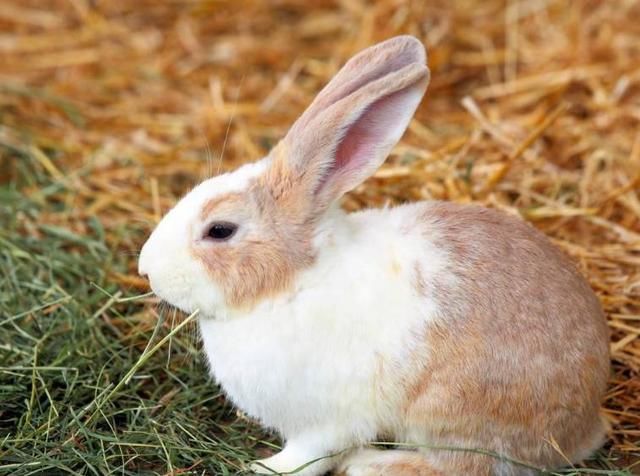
138 36 610 476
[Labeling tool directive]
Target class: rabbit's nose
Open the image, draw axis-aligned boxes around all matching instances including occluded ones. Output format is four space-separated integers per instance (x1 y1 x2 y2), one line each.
138 261 148 278
138 246 150 278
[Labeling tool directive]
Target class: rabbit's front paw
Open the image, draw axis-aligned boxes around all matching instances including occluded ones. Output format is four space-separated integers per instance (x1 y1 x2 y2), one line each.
249 431 344 476
249 450 320 475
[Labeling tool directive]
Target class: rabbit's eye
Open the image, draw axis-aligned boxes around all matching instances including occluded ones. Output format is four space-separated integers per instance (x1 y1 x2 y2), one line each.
206 222 238 241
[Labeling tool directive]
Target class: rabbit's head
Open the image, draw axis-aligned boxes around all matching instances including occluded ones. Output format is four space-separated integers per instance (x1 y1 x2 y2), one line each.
138 36 430 316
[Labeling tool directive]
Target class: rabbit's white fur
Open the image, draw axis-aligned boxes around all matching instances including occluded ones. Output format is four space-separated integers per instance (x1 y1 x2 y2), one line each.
139 36 609 476
199 203 448 474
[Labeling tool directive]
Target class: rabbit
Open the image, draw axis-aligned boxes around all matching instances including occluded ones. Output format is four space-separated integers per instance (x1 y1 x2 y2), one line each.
138 36 610 476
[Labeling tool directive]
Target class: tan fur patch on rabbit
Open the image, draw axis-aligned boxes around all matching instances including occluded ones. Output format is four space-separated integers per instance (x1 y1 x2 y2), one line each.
199 192 245 219
401 201 609 469
259 142 312 218
195 242 294 310
193 149 316 310
337 449 451 476
370 459 444 476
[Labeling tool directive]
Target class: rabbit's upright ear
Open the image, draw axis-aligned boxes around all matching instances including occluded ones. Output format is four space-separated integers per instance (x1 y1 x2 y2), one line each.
267 36 429 217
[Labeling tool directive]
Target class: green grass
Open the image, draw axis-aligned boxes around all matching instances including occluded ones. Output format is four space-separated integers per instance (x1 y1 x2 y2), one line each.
1 156 636 475
0 156 276 475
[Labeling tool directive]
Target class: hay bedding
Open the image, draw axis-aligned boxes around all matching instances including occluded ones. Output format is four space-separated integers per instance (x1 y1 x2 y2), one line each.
1 0 638 471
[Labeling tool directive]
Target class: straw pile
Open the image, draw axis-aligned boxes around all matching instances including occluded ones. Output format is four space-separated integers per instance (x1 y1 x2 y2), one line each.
1 0 638 472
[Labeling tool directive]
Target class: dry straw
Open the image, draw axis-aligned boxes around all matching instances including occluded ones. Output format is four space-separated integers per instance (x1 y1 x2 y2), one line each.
1 0 638 468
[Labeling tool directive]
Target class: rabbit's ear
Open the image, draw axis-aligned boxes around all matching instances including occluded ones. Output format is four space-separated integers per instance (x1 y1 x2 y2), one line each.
268 36 429 217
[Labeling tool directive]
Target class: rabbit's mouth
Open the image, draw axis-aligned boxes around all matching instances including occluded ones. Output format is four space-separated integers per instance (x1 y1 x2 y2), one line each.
142 272 191 315
146 267 225 320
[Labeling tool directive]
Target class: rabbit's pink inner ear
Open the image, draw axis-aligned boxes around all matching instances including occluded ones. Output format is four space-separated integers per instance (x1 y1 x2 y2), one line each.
315 81 426 203
315 106 377 192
